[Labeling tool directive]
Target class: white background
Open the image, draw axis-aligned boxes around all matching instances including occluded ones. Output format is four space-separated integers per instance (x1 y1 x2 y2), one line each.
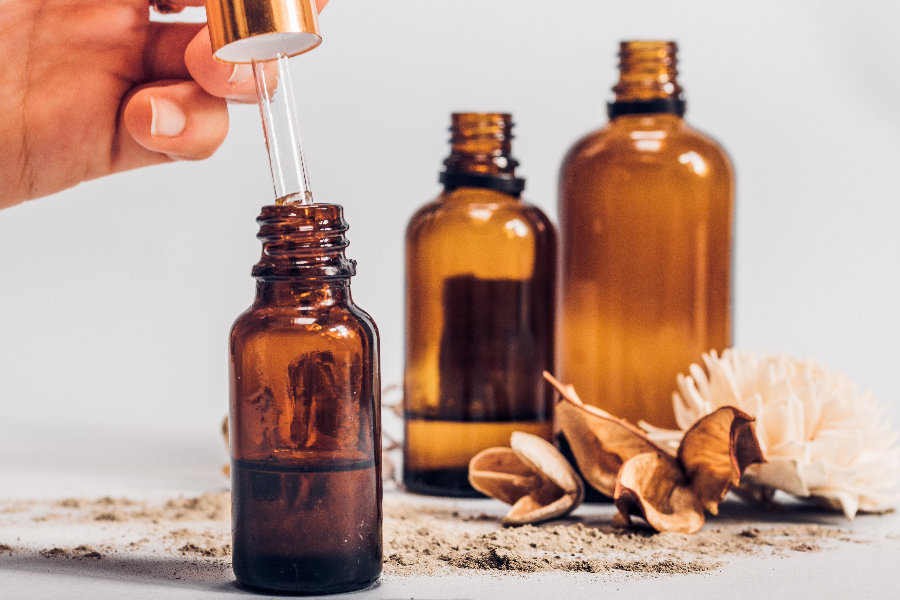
2 0 899 498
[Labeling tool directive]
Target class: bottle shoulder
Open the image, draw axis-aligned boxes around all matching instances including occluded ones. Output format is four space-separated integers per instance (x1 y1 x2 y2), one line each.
406 188 555 242
560 115 733 187
561 115 732 171
231 299 377 343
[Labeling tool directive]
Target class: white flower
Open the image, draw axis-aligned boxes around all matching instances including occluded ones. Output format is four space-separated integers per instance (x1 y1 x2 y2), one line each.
643 349 900 518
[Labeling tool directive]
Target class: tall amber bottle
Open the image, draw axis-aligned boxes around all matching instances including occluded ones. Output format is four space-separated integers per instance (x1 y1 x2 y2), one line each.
229 204 382 593
404 113 557 497
558 41 734 430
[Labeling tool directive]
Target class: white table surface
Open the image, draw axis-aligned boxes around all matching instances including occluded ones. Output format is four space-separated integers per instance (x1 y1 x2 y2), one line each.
2 427 898 600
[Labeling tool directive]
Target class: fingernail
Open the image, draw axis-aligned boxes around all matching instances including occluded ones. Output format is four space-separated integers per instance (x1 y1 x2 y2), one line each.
228 63 254 85
149 97 187 138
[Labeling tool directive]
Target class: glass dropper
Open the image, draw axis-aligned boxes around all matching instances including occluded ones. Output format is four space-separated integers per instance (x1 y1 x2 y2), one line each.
252 55 313 206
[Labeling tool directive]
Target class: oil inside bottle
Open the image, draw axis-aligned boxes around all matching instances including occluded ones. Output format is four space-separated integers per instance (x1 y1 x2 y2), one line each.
232 457 380 593
404 273 554 496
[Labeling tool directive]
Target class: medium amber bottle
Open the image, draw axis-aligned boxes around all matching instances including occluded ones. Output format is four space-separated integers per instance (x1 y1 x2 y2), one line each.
403 113 557 497
558 41 734 430
229 204 382 593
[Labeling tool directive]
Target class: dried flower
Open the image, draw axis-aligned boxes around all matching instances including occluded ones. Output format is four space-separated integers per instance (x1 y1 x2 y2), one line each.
546 373 764 533
644 349 900 518
469 432 584 526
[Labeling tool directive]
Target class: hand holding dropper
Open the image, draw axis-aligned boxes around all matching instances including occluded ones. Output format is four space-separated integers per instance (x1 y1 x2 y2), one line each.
0 0 328 209
205 0 323 205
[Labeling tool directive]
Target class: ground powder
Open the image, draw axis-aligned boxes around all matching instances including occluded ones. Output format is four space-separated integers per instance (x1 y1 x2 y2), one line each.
0 491 863 579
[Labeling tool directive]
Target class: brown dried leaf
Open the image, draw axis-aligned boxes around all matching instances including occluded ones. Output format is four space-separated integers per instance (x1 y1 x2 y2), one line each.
614 452 706 534
678 407 766 514
469 433 584 526
546 372 662 497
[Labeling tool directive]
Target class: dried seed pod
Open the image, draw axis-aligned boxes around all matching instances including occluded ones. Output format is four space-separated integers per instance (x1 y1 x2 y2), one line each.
547 372 658 497
614 408 764 533
545 372 765 534
615 452 706 534
469 432 585 526
678 406 765 514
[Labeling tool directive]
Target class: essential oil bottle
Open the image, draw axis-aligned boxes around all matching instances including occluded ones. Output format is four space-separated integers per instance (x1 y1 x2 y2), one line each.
403 113 557 497
557 41 734 430
229 204 382 593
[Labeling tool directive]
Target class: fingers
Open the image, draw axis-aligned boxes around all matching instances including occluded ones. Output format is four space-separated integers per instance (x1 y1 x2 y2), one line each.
114 0 329 176
113 80 228 174
144 22 206 81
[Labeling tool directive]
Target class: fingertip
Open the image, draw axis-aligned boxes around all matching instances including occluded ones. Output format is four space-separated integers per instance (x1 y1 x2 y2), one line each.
186 27 258 103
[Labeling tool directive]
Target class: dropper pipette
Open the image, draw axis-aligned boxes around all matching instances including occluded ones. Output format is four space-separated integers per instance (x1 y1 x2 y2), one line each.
203 0 322 206
252 56 314 206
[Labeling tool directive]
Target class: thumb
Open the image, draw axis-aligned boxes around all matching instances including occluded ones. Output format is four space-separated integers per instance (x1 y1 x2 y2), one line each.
112 80 229 174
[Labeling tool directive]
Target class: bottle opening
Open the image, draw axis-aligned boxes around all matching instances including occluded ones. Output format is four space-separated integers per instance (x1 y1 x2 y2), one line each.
608 40 686 119
441 112 525 195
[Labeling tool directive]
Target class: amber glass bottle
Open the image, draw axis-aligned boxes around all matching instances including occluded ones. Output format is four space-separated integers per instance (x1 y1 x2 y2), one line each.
229 204 382 593
403 113 557 497
558 41 734 430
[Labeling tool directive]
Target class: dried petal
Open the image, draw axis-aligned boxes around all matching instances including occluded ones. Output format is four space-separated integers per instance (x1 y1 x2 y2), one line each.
469 433 584 526
615 452 705 534
678 406 765 514
546 372 661 497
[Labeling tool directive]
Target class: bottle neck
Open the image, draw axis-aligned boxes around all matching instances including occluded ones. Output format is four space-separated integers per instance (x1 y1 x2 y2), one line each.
608 41 686 120
255 279 351 307
252 203 356 283
440 112 525 197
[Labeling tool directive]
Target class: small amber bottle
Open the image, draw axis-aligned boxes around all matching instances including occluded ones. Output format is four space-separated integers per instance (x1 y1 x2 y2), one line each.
403 113 557 497
229 204 382 593
558 41 734 430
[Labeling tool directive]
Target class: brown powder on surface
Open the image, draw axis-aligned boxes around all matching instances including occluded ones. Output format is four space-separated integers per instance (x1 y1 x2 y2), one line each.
0 491 874 579
379 497 853 576
179 543 231 558
39 545 103 559
0 501 34 514
168 528 232 558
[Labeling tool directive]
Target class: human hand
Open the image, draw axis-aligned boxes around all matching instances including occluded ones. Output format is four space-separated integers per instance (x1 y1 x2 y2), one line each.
0 0 328 209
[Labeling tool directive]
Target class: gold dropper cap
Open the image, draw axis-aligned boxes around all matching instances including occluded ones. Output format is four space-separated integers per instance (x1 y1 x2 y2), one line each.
205 0 321 64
